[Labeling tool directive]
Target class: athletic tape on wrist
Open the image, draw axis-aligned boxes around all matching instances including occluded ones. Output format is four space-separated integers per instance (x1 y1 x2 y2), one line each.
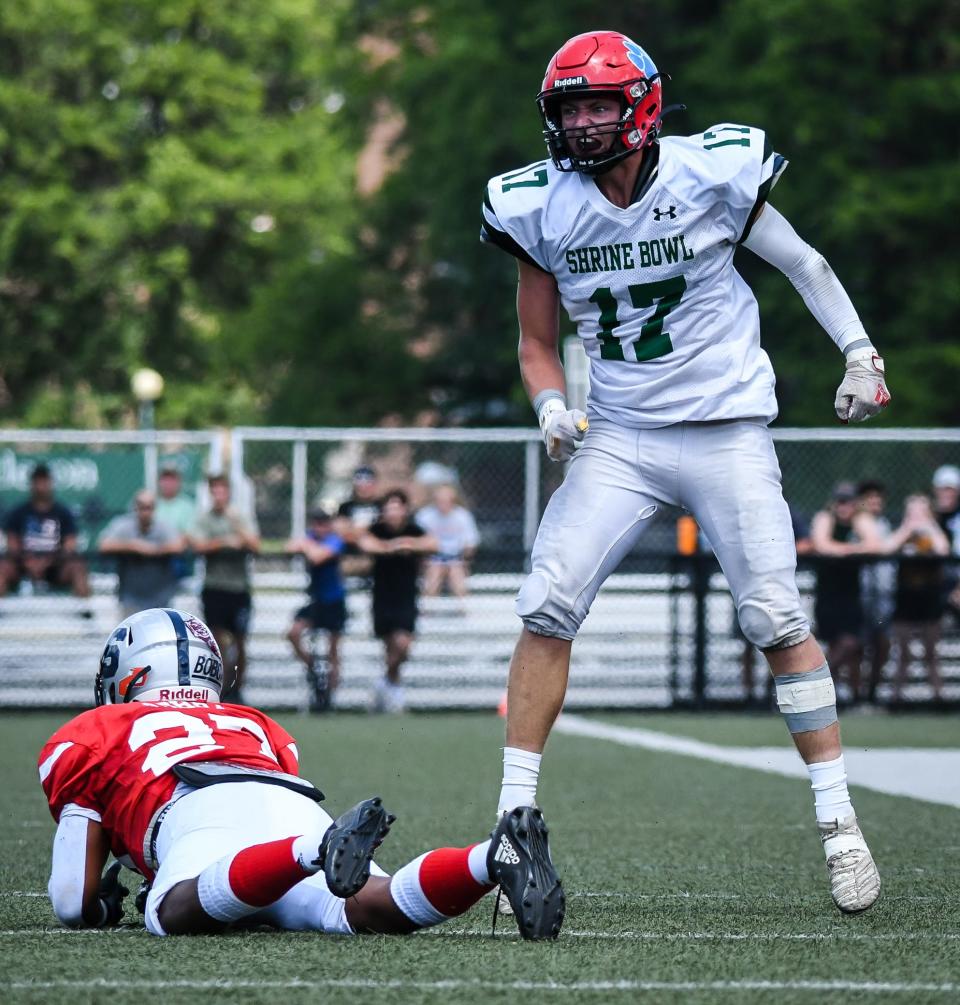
532 389 565 422
775 664 838 734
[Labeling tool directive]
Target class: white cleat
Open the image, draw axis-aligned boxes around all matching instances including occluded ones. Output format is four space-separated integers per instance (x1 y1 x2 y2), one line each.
818 813 881 913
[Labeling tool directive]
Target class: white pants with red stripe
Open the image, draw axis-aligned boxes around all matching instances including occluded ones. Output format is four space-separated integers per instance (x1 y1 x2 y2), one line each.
145 781 386 936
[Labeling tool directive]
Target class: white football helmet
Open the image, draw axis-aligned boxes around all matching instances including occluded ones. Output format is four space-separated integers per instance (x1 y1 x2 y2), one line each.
95 608 224 706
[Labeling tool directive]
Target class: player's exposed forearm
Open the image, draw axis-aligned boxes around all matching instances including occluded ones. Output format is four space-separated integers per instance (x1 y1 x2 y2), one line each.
516 259 565 404
519 337 567 403
742 205 874 356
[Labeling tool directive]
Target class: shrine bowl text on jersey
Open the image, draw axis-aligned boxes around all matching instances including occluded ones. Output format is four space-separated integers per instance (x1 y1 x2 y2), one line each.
482 123 787 428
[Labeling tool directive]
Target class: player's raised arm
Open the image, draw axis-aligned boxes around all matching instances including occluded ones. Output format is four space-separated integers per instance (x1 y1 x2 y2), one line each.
517 260 588 461
741 204 890 423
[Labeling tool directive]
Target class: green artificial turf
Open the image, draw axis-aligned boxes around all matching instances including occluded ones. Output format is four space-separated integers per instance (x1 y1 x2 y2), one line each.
2 711 957 1004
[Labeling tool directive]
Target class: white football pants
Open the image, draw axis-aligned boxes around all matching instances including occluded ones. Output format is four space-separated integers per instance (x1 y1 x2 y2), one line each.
517 418 809 650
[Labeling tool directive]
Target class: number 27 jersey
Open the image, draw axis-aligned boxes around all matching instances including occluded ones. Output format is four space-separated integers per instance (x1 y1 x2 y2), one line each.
37 701 300 877
482 124 787 428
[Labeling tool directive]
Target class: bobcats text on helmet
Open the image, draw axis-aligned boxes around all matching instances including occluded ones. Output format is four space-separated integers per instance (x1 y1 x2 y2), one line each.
95 608 224 707
537 31 665 176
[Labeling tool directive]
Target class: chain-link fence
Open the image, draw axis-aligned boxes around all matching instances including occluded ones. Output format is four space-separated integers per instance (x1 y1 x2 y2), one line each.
1 426 959 710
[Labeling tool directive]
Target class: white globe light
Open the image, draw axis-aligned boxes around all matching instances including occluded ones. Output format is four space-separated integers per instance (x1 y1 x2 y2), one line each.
131 367 165 402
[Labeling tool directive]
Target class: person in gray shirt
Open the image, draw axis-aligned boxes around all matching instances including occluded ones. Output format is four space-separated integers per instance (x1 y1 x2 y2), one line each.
98 490 186 619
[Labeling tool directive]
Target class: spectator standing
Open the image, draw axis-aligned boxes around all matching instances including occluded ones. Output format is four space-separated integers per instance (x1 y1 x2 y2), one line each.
810 482 884 701
285 509 347 712
358 490 438 713
154 464 197 582
336 465 382 578
0 463 91 603
883 494 950 702
857 480 896 702
416 484 480 600
930 464 960 623
931 465 960 548
190 475 261 703
98 490 185 618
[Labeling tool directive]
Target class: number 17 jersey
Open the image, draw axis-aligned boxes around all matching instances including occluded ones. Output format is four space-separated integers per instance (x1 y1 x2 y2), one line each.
482 124 787 428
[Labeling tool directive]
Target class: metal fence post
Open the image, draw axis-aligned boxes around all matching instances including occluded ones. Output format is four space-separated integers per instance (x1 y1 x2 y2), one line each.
523 439 541 556
291 439 307 539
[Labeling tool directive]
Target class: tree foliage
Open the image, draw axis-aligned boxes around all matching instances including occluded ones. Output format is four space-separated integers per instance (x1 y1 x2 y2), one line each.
1 0 957 427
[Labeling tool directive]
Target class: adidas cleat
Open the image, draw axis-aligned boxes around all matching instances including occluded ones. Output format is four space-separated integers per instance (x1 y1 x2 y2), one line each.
319 796 396 898
818 813 881 913
488 805 565 940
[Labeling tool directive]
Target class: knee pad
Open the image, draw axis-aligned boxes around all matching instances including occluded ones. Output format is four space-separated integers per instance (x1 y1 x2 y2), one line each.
775 664 837 733
515 571 579 640
737 596 809 651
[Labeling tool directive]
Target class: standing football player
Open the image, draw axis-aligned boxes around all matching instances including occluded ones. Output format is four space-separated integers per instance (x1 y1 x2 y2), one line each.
38 608 563 939
481 30 888 913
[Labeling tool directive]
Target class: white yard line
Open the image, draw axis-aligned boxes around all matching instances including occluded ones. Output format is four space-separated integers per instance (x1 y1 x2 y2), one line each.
2 978 958 994
2 927 956 943
556 714 960 808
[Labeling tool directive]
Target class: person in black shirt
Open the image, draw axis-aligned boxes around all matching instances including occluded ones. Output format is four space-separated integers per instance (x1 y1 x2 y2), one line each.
357 490 438 713
335 465 383 579
810 482 884 701
0 463 91 599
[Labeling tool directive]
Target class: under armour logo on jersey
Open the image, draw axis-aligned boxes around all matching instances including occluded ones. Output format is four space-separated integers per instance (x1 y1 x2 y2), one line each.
653 206 677 221
494 835 521 866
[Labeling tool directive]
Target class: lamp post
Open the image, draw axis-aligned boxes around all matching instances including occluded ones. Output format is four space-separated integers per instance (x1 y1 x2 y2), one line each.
131 367 164 490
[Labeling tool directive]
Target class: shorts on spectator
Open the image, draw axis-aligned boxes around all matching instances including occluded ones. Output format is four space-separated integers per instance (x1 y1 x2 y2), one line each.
814 598 863 644
294 598 347 633
201 588 252 637
373 602 417 638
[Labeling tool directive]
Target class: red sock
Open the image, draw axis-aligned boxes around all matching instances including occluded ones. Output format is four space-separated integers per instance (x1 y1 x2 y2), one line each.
390 843 494 926
228 836 310 907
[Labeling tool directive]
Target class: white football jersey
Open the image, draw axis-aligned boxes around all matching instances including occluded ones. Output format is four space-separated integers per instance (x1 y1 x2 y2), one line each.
482 124 787 427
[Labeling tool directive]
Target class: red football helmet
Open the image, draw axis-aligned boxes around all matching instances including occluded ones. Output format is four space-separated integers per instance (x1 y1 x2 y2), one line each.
537 31 664 175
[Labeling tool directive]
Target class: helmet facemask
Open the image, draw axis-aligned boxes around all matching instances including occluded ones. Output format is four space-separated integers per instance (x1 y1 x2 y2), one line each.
538 78 662 176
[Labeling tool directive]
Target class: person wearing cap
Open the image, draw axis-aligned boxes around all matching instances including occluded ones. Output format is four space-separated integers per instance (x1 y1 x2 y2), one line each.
284 509 348 712
0 463 91 601
930 465 960 625
931 465 960 549
335 466 382 578
810 482 886 702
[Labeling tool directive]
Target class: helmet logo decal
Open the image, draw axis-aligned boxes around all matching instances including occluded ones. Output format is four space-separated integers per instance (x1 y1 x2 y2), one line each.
623 39 656 77
184 614 220 659
117 667 148 697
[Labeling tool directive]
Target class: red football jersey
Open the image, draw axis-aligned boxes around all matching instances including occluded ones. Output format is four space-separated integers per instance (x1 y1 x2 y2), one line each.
38 701 301 878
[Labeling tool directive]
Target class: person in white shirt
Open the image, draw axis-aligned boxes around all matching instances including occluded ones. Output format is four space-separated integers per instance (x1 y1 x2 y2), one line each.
416 485 480 599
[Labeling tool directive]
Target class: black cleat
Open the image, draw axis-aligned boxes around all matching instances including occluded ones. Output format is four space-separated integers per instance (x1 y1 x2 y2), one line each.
488 806 565 940
318 796 396 898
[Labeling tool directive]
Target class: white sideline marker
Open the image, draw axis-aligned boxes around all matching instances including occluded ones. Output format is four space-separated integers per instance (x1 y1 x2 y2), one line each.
555 714 960 808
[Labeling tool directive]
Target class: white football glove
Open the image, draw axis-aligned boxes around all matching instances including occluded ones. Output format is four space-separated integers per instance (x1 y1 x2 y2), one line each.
834 347 891 423
537 398 588 462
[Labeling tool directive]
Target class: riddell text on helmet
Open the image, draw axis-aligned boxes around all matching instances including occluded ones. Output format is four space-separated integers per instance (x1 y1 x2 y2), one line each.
554 76 588 88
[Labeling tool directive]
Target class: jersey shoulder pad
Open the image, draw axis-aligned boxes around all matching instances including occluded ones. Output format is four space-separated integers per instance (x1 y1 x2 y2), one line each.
661 124 787 240
38 711 105 821
482 160 568 272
